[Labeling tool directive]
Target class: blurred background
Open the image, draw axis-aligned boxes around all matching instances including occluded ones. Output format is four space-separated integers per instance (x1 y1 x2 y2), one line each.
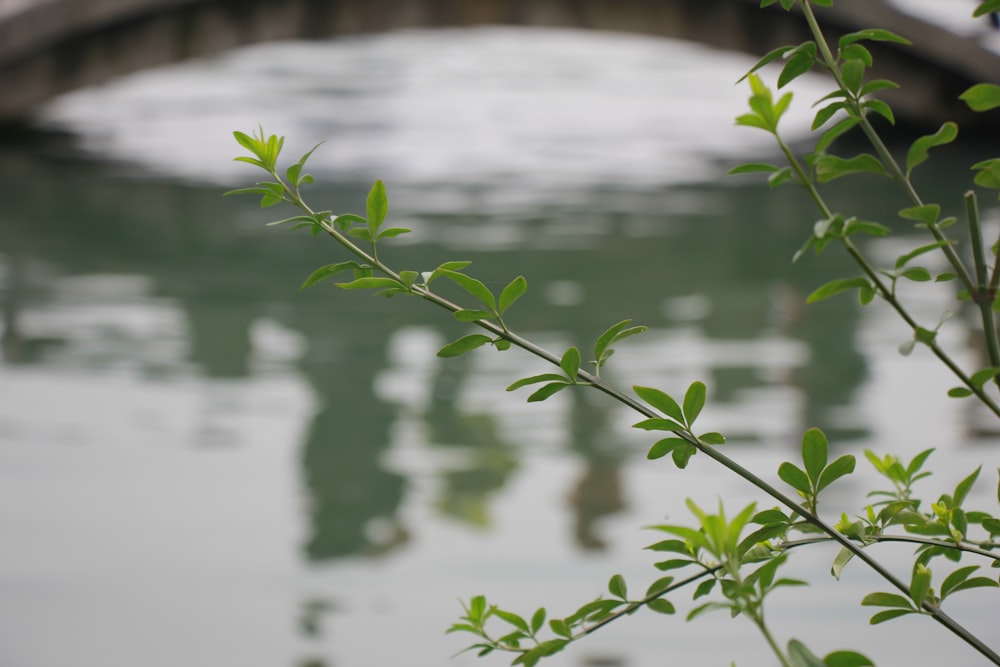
1 1 999 666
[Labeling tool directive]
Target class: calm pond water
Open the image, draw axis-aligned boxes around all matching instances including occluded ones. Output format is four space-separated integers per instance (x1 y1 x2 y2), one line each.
1 26 998 667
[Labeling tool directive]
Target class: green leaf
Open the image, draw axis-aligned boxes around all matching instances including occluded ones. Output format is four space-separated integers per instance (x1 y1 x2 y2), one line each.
806 277 871 303
377 227 411 239
779 42 817 88
801 427 828 484
812 101 846 130
348 227 373 242
972 158 1000 189
366 180 388 233
437 334 493 358
906 122 958 176
971 367 1000 388
817 455 856 492
815 154 887 182
437 270 496 311
868 609 914 624
498 276 527 314
787 639 824 667
645 576 675 597
728 162 781 174
633 386 686 424
861 591 914 609
560 347 581 380
507 374 571 391
953 466 981 506
909 564 932 606
593 319 646 369
530 607 546 635
647 599 675 614
830 546 855 580
948 577 1000 595
941 565 980 598
632 418 686 432
608 574 628 600
841 43 873 67
738 45 796 82
948 387 975 398
815 116 858 154
960 83 1000 112
839 29 911 48
699 432 726 445
841 59 865 94
862 99 894 125
528 382 570 402
974 0 1000 17
300 262 363 289
683 381 707 425
549 619 571 638
900 267 931 282
672 444 697 468
894 238 950 267
823 651 875 667
768 167 793 187
331 213 366 230
845 219 889 237
336 277 402 291
859 79 900 96
492 608 530 633
778 462 812 495
648 438 690 460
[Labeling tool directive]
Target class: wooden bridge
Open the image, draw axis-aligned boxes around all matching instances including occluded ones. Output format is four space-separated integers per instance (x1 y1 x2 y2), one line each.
1 0 999 128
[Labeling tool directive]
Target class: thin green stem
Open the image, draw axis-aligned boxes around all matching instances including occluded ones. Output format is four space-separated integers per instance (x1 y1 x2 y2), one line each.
755 616 792 667
776 133 1000 417
799 1 977 295
966 191 1000 381
266 168 1000 666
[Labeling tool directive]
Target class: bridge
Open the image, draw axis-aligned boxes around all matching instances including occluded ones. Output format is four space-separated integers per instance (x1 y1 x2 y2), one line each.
1 0 999 129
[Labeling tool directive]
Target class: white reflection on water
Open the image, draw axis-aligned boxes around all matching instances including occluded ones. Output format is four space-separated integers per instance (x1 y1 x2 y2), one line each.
3 25 999 667
38 27 830 192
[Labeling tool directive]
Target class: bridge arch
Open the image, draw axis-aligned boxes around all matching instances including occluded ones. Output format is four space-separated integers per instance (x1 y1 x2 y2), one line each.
0 0 998 128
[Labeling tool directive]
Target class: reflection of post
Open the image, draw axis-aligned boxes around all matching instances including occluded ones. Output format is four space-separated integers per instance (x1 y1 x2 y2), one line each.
424 348 518 527
0 252 23 363
298 326 408 560
565 390 625 551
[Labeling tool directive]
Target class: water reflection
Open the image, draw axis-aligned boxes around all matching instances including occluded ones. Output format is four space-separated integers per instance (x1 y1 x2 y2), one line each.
2 27 998 667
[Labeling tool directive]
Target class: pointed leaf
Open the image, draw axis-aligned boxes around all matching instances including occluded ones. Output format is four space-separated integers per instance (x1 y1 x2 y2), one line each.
806 277 871 304
861 592 914 609
817 455 856 492
528 382 570 402
560 347 581 380
831 546 855 580
507 374 571 391
633 386 686 424
646 599 675 615
778 462 812 495
438 270 496 311
801 427 828 484
300 262 362 289
608 574 628 600
906 122 958 176
498 276 527 314
868 609 913 624
366 180 388 232
683 381 707 425
960 83 1000 112
647 438 690 461
437 334 492 358
823 651 874 667
815 154 887 182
